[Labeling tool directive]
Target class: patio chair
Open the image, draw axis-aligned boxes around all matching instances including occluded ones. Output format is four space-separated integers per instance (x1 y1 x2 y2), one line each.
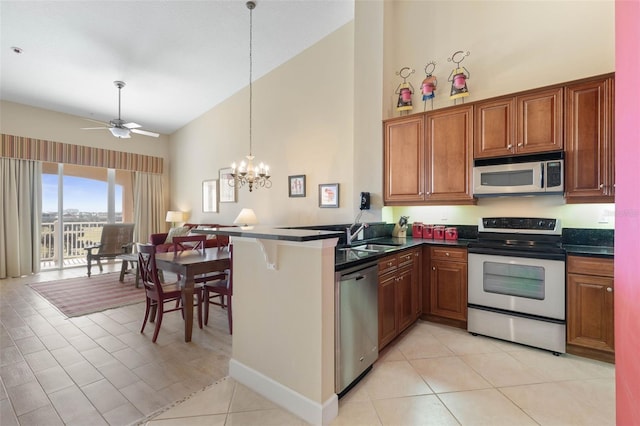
85 223 135 277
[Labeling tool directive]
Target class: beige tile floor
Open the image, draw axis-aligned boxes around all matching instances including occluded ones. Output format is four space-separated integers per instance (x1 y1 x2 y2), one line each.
2 264 615 425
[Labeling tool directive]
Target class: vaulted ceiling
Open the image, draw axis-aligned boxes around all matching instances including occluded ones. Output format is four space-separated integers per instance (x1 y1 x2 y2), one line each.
0 0 354 135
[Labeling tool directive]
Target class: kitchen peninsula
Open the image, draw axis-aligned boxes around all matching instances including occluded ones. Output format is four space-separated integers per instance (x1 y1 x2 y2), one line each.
195 226 343 425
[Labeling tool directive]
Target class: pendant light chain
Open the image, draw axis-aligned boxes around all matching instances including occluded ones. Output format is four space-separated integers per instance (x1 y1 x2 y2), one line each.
229 0 272 192
248 0 253 157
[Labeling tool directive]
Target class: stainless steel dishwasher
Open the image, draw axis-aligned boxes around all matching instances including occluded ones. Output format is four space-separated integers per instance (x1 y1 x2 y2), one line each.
335 262 378 397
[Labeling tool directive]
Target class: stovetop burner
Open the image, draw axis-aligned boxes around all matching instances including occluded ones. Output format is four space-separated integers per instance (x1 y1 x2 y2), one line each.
469 217 565 260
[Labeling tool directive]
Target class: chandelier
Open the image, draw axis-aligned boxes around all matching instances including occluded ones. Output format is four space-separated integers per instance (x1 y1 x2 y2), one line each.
230 1 272 192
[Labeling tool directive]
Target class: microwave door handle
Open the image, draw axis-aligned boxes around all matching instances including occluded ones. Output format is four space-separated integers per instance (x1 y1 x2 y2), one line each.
540 163 545 188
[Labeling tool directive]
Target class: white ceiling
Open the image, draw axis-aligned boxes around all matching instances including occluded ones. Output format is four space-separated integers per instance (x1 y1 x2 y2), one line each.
0 0 354 135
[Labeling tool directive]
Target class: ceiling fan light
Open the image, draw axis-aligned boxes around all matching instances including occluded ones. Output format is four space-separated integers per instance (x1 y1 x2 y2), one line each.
109 126 130 138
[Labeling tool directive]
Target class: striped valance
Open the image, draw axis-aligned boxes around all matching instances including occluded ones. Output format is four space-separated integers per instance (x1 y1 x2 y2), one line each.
0 134 163 174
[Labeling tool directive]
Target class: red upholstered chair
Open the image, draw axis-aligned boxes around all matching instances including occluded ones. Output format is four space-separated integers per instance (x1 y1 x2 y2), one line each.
203 244 233 334
137 243 203 343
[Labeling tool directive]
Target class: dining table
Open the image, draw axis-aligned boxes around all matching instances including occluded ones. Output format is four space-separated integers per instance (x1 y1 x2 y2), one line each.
154 247 230 342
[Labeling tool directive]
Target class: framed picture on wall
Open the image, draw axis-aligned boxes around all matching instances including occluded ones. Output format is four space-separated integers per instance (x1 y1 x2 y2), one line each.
288 175 306 198
319 183 339 208
202 179 218 212
219 167 237 203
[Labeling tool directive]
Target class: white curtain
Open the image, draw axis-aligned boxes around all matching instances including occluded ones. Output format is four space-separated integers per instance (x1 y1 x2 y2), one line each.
0 158 42 278
133 172 166 248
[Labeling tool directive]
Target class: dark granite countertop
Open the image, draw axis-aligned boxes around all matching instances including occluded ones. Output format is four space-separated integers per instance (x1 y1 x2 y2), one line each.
562 244 614 258
194 226 344 242
335 237 471 271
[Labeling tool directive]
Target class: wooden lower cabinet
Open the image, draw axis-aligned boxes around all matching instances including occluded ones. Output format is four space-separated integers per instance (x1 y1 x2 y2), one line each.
567 255 615 363
378 248 421 350
423 246 468 329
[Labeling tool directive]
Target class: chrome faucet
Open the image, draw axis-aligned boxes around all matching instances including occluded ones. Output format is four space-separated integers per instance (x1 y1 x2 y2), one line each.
346 222 368 245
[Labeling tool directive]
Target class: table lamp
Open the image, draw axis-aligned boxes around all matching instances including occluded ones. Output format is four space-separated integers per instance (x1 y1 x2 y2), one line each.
166 211 186 228
234 208 258 230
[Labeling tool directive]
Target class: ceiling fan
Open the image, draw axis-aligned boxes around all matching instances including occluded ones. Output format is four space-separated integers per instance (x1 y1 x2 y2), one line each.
82 81 159 138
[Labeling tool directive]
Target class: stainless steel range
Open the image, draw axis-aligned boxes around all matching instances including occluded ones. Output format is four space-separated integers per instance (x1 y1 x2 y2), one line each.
467 217 566 354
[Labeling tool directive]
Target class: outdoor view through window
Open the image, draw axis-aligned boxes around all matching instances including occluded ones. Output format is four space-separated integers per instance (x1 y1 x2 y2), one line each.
41 163 129 269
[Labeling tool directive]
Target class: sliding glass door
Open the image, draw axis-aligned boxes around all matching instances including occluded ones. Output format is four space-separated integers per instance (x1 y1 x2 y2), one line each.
41 162 132 270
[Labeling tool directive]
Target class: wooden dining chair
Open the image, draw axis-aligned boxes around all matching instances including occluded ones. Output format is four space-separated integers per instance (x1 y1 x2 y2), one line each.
137 243 203 343
203 244 233 334
172 235 207 253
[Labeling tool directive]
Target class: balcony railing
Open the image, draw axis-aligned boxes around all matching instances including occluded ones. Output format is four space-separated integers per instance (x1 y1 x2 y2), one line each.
41 221 108 268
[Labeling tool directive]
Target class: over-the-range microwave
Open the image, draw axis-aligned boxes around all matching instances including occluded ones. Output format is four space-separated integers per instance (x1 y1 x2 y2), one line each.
473 152 564 197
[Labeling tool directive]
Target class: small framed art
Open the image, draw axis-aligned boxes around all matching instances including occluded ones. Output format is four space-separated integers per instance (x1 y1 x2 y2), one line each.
219 167 237 203
202 179 218 213
288 175 306 198
319 183 339 208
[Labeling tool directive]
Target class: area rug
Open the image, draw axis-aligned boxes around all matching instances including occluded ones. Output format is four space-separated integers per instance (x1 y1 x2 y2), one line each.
29 272 145 317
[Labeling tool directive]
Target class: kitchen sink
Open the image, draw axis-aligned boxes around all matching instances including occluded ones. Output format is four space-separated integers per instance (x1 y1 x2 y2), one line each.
348 243 398 252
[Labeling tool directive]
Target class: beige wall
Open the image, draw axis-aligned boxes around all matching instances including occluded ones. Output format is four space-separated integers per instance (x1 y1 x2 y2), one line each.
383 0 615 118
170 23 356 227
0 101 170 158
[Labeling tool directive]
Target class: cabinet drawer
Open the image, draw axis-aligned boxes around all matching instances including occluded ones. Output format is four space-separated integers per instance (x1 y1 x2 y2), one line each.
378 255 398 275
567 255 614 277
430 247 467 262
397 250 415 268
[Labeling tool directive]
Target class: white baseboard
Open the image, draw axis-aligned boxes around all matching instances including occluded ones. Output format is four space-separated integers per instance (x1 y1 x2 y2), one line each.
229 358 338 425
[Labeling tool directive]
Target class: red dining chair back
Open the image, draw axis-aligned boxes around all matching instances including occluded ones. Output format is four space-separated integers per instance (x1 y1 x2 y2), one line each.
203 244 233 333
137 243 202 342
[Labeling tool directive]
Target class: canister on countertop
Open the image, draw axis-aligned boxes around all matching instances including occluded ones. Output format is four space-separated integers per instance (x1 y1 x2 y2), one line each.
412 222 423 238
433 225 445 240
423 224 434 239
445 227 458 240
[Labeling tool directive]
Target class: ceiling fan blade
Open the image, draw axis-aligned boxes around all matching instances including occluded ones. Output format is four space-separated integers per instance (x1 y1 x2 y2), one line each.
131 128 160 138
83 117 109 125
123 122 141 129
81 127 109 130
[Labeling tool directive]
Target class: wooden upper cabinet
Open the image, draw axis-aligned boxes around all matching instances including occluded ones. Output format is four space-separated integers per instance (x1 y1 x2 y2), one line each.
425 105 475 204
564 75 615 203
474 97 516 158
474 87 563 158
383 115 425 203
516 87 564 154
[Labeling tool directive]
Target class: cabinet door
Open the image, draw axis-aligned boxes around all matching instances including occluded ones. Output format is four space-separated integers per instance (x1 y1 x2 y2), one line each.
430 259 468 321
516 87 563 154
383 115 425 204
396 267 414 333
474 97 516 159
425 105 474 203
567 273 614 353
378 272 398 349
565 77 614 203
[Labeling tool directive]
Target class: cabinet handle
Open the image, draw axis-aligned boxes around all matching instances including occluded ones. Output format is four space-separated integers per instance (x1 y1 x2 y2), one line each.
507 144 513 149
415 253 419 257
445 252 450 256
432 266 436 270
419 191 423 195
517 143 524 147
599 183 604 189
388 262 393 266
607 287 613 292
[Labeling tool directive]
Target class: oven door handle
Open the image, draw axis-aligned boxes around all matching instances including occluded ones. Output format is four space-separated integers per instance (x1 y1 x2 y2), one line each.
468 246 565 261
